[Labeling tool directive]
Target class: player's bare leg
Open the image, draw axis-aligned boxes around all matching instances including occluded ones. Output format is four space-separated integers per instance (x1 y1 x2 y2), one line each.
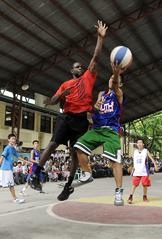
111 161 124 206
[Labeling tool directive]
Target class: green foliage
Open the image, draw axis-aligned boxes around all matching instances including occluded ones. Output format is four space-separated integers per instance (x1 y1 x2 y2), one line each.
128 111 162 158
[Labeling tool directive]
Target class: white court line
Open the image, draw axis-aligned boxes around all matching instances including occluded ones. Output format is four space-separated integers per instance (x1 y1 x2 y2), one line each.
0 203 51 217
47 203 162 228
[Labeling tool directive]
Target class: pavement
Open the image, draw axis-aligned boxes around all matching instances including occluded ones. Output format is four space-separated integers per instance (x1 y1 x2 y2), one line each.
0 173 162 239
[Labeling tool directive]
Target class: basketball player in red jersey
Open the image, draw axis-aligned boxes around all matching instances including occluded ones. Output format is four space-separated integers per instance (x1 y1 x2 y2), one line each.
30 20 108 200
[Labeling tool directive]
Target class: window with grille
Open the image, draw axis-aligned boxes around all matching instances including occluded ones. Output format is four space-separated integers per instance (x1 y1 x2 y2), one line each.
41 115 51 133
22 110 34 130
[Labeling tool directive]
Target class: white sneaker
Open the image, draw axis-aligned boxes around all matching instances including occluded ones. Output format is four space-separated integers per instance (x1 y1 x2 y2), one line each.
114 188 124 206
13 198 25 204
19 191 25 196
79 172 93 183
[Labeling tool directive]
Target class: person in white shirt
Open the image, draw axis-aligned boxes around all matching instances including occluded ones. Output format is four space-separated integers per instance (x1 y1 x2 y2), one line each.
128 138 158 204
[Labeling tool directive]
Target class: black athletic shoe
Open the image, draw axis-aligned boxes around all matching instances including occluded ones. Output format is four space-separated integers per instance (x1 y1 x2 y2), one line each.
29 174 42 191
57 184 74 201
40 190 45 194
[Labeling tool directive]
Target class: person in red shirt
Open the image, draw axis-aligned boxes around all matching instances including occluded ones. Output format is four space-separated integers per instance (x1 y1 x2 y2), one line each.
30 20 108 201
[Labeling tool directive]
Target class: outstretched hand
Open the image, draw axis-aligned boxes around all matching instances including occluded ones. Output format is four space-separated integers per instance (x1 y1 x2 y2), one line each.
95 20 108 38
111 62 121 78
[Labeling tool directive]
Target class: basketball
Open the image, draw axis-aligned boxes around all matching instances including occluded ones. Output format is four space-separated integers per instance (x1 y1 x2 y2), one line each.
110 46 133 69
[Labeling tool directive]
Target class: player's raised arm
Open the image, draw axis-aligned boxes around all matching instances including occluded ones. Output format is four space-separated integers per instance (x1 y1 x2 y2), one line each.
109 63 123 105
88 20 108 73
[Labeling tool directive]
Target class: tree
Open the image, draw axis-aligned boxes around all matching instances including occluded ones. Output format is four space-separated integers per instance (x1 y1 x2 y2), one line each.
126 111 162 158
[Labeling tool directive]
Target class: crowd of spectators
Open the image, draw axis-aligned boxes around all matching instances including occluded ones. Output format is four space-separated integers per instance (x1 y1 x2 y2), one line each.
12 150 162 186
12 150 71 185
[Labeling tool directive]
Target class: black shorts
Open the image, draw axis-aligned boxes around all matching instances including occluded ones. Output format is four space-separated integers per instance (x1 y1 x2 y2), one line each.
50 112 89 146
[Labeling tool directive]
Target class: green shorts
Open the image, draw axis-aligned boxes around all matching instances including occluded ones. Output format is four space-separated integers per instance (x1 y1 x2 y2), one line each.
74 127 121 163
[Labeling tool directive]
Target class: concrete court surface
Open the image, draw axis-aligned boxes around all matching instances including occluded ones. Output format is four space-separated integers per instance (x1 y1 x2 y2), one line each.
0 173 162 239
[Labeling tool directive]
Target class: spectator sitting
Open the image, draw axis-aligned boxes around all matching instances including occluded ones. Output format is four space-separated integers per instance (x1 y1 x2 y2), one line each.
22 160 29 181
62 162 70 181
14 161 25 185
